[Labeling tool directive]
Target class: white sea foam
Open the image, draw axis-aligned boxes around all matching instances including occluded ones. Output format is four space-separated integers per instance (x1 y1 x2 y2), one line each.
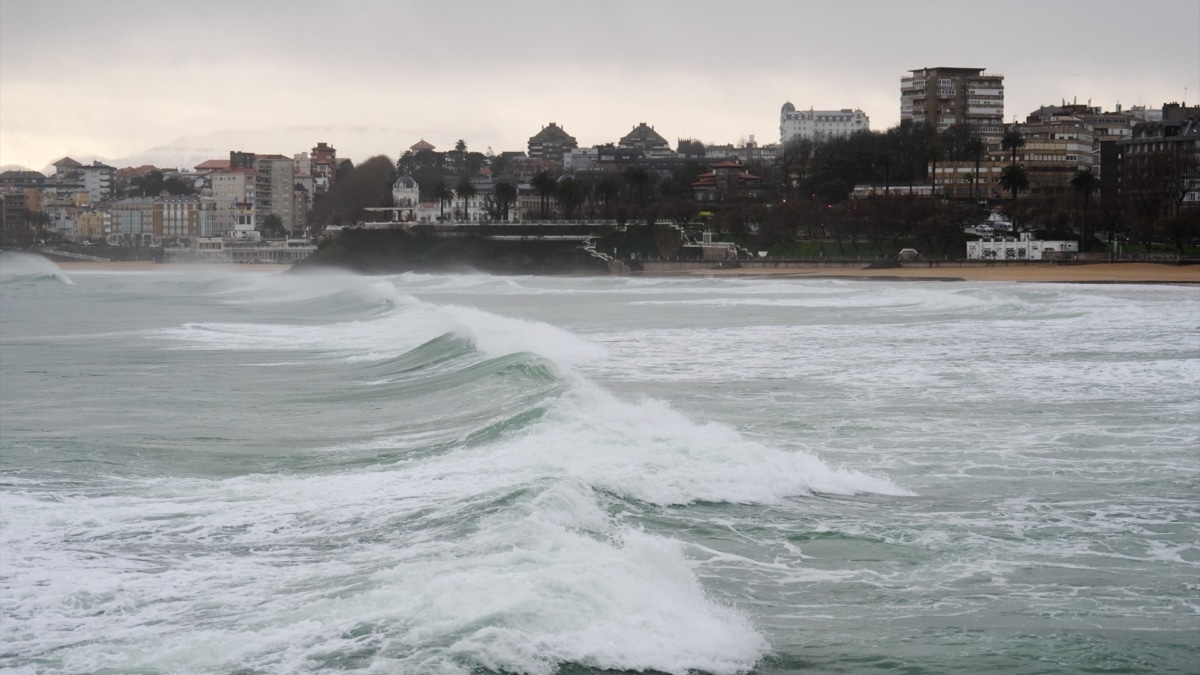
0 472 766 673
0 251 74 284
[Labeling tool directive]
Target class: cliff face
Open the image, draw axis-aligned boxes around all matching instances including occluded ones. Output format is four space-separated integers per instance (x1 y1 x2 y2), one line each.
295 229 610 275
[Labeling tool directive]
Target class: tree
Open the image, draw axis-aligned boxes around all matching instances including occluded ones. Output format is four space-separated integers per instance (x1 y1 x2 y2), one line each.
595 177 621 218
1069 168 1100 248
433 180 454 220
927 143 944 196
454 139 467 172
310 155 394 227
531 171 556 220
999 164 1030 214
623 166 651 205
455 177 477 222
258 214 287 238
1001 129 1026 166
965 137 986 200
555 177 587 220
493 181 517 221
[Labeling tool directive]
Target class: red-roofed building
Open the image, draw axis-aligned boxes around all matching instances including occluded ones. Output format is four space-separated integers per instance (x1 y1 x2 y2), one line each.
692 161 764 202
410 139 436 152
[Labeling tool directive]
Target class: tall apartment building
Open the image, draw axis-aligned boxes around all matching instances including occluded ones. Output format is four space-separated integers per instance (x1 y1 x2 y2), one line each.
780 103 869 144
78 161 116 203
901 67 1005 146
253 154 295 233
209 168 258 233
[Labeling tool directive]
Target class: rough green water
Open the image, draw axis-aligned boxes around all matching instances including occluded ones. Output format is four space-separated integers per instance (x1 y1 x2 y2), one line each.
2 253 1198 674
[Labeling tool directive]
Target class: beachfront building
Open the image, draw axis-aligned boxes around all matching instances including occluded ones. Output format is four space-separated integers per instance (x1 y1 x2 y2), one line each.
967 233 1078 260
154 195 216 240
780 103 869 144
901 67 1005 147
209 167 258 233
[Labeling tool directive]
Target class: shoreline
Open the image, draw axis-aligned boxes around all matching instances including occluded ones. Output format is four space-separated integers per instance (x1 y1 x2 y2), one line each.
650 262 1200 284
46 260 1200 284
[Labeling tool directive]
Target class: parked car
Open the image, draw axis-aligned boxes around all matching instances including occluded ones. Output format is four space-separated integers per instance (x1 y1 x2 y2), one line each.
898 248 919 260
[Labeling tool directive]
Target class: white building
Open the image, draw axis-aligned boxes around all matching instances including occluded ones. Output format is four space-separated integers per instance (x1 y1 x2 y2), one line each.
78 161 116 203
966 234 1078 260
780 103 869 144
565 147 599 171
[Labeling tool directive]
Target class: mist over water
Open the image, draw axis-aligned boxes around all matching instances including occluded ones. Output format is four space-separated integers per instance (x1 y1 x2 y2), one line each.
2 255 1197 674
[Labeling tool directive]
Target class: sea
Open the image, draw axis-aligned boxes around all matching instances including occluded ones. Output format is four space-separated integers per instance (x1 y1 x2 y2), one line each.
1 251 1197 675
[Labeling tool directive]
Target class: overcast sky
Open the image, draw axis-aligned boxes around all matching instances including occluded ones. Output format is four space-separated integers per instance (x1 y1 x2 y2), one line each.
2 0 1197 170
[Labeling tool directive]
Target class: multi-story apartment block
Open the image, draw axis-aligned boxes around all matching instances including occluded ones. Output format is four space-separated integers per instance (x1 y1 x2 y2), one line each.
109 197 156 244
528 123 578 163
209 168 258 233
1001 114 1095 196
310 142 337 194
252 154 295 233
78 161 116 203
901 67 1005 146
780 103 869 144
619 123 674 157
75 210 107 243
1112 112 1200 214
154 195 215 240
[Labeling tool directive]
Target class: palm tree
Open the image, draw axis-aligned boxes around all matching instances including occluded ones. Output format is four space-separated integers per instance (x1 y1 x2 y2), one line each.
433 180 454 220
455 177 477 222
999 164 1029 223
1070 168 1100 248
927 144 944 197
623 166 651 205
1001 129 1025 167
493 181 517 221
965 137 985 200
454 139 467 172
555 177 588 220
595 177 620 218
530 171 556 220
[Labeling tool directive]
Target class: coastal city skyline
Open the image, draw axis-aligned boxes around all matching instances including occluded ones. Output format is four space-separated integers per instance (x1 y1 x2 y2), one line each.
2 0 1198 171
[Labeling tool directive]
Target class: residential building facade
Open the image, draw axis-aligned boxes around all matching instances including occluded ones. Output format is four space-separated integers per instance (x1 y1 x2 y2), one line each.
154 195 216 240
619 123 674 157
901 67 1005 146
528 123 578 163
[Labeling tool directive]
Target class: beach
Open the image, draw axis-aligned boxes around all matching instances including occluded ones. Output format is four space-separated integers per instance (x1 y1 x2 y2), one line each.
50 259 1200 284
674 262 1200 284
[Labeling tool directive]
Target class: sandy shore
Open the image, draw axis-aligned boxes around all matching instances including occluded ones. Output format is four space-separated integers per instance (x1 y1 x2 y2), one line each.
48 260 1200 284
656 263 1200 284
54 261 291 272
